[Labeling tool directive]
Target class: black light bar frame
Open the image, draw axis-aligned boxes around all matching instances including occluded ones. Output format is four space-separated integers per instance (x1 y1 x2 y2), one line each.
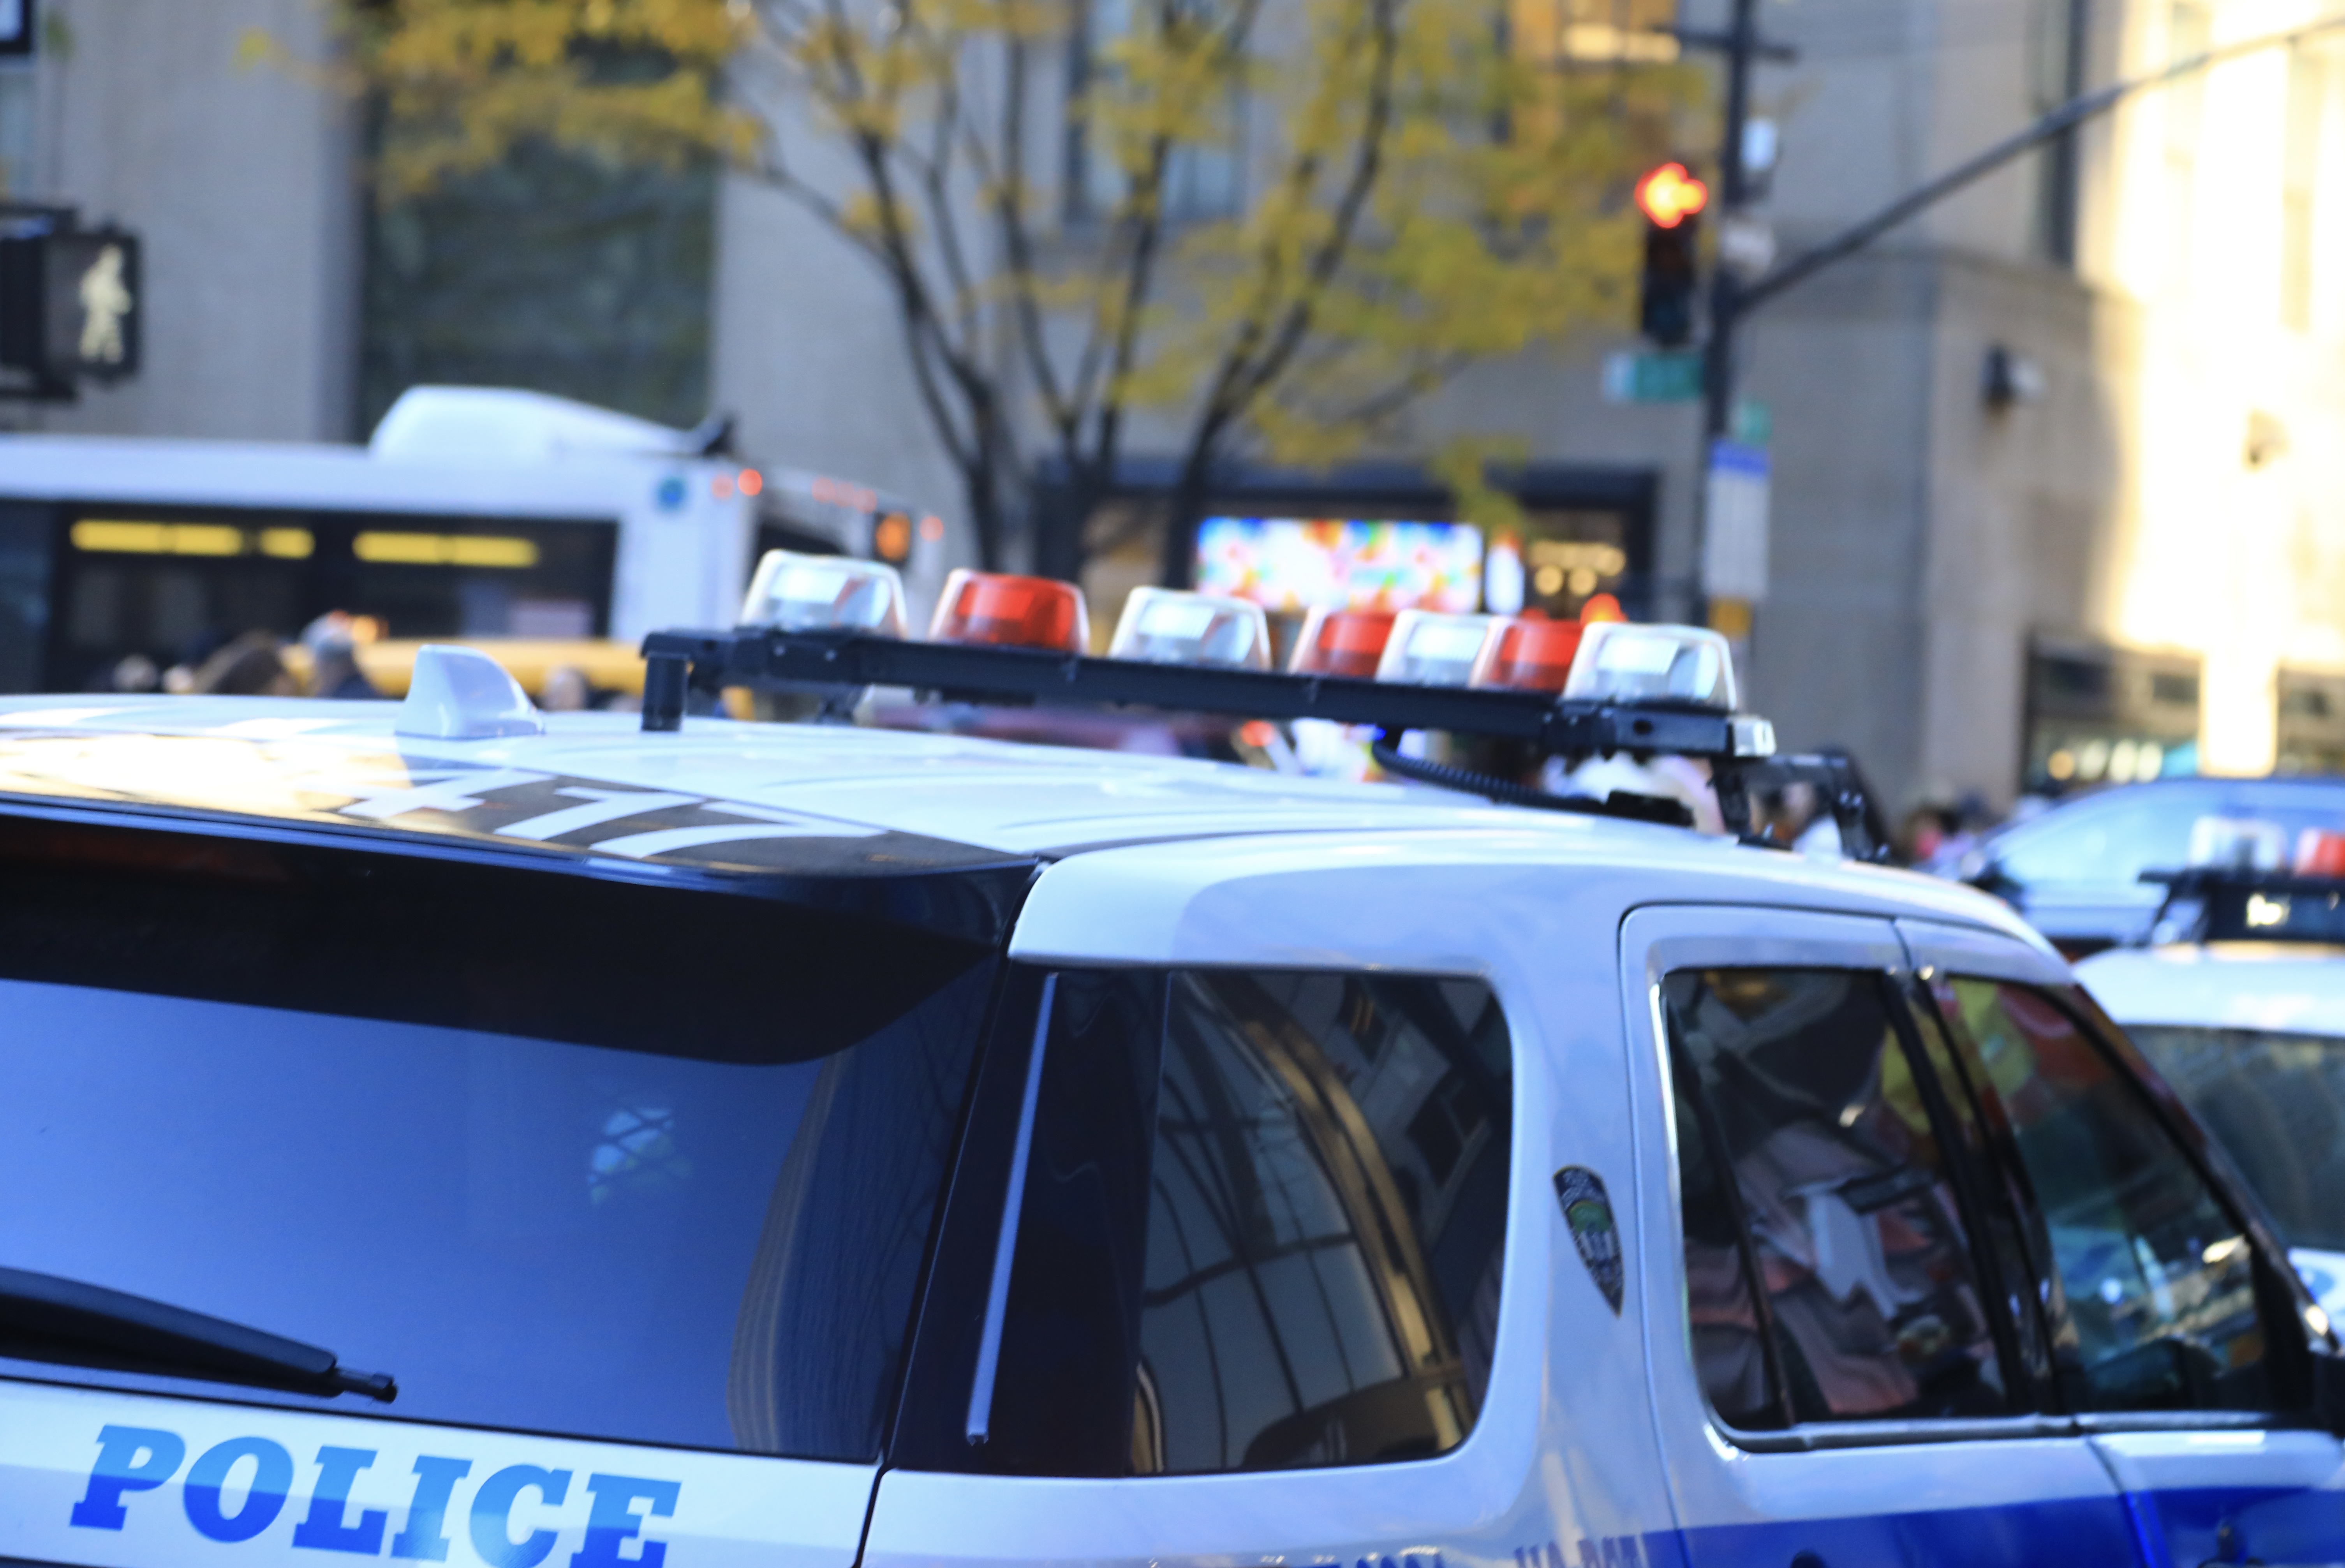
2142 867 2345 946
636 626 1885 858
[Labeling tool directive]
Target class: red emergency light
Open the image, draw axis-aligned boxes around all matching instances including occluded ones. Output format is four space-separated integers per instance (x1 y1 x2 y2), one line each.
929 570 1091 654
1474 596 1632 693
1289 608 1398 680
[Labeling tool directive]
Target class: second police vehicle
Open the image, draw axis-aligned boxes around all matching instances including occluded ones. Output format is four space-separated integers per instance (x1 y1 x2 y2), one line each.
2081 858 2345 1328
0 555 2336 1568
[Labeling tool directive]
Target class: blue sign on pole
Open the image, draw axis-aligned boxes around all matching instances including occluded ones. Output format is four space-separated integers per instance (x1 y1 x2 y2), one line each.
1703 439 1771 602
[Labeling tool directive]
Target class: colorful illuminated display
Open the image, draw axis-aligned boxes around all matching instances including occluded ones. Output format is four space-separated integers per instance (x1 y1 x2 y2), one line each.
1195 517 1485 613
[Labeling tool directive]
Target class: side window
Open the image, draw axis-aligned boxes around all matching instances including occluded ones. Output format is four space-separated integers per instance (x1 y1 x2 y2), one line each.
958 968 1513 1479
1663 968 2009 1427
1137 972 1512 1474
1927 977 2271 1414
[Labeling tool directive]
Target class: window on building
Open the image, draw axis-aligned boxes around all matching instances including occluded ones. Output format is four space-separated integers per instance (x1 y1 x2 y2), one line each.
1927 978 2273 1414
0 63 32 199
2282 51 2324 333
1509 0 1681 66
360 140 715 433
1505 0 1682 158
1664 969 2011 1429
1065 0 1246 224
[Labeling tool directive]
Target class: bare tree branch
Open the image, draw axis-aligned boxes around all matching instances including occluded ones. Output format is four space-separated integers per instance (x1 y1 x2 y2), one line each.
1207 0 1399 428
986 34 1085 444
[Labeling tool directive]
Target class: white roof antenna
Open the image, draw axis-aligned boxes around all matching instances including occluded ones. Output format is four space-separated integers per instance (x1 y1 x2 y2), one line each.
396 645 546 740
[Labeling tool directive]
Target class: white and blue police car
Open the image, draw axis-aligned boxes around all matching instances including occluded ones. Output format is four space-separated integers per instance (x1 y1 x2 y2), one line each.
0 561 2337 1568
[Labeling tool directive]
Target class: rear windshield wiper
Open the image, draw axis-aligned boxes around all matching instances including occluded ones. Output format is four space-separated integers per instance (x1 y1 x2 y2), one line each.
0 1266 395 1403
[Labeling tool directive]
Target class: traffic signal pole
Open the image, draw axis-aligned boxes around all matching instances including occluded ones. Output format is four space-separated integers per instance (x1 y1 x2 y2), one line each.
1697 0 1758 451
1667 0 1794 634
1681 6 2345 623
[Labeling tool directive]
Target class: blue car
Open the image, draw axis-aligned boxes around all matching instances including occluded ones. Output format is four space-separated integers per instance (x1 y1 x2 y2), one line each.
1959 777 2345 953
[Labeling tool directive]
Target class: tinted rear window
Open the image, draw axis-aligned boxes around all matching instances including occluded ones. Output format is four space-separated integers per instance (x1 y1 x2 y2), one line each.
0 812 1008 1456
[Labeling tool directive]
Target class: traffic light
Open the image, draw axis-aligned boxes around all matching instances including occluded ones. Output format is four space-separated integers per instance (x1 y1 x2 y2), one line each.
1634 162 1708 347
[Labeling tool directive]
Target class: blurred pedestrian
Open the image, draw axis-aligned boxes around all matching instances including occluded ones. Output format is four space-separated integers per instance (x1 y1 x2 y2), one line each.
190 631 297 696
107 654 159 694
300 611 381 700
1900 803 1959 864
1917 791 1997 876
539 664 591 712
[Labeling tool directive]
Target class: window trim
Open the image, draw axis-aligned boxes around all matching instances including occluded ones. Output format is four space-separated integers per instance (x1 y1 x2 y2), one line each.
1880 974 2044 1409
1663 1036 1797 1431
1724 1406 2285 1453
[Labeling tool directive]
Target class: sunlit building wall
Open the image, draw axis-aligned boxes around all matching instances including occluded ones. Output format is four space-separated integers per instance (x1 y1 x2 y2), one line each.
2087 0 2345 779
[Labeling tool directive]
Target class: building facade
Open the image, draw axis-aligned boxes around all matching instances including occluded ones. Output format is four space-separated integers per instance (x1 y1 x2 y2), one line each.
4 0 2341 814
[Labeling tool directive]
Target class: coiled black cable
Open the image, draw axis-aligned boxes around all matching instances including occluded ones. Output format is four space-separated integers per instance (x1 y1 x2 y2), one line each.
1368 731 1693 827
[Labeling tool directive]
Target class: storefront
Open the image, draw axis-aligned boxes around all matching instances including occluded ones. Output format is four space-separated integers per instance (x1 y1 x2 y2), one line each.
1033 457 1658 657
2022 634 2202 793
2276 668 2345 776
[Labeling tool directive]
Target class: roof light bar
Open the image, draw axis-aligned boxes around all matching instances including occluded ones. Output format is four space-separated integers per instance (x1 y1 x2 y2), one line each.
644 623 1761 760
633 579 1885 852
1109 588 1273 670
1376 611 1502 687
740 550 909 637
931 571 1090 654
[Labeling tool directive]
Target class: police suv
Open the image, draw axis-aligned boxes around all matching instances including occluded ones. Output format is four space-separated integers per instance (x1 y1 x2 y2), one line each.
0 560 2339 1568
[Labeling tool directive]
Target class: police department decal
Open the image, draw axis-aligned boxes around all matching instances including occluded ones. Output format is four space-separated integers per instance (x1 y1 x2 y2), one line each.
1552 1166 1623 1314
69 1422 678 1567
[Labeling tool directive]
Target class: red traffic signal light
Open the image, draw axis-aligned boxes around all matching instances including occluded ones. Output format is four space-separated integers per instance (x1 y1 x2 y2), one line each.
1635 163 1709 229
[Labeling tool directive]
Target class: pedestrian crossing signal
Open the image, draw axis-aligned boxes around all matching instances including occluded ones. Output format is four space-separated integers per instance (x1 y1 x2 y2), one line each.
0 209 141 401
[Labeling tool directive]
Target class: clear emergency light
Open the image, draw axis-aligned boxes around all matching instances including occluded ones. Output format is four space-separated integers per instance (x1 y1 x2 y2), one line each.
740 550 910 636
1376 611 1502 686
1562 621 1738 710
1108 588 1273 669
930 571 1090 654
